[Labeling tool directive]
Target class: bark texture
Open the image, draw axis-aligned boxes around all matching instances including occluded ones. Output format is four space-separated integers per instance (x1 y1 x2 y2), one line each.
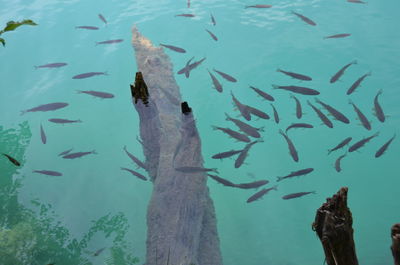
130 27 223 265
392 223 400 265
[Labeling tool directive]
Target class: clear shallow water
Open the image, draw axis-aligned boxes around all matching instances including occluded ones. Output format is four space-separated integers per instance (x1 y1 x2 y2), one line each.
0 0 399 264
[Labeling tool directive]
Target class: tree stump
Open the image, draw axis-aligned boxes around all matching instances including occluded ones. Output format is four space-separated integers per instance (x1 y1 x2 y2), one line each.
391 223 400 265
312 187 359 265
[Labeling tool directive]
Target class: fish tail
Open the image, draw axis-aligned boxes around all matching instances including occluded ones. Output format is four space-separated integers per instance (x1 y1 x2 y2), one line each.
311 191 317 194
278 129 285 136
212 168 219 174
271 84 279 89
377 89 383 96
258 126 265 132
224 112 231 121
276 177 283 182
367 71 372 76
104 71 109 75
352 60 358 65
92 150 97 154
327 149 332 155
20 110 27 116
211 125 218 130
34 66 38 70
95 42 99 46
272 185 278 191
76 90 83 94
276 68 282 73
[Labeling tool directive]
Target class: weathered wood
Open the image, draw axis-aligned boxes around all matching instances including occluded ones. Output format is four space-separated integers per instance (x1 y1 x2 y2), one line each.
312 187 359 265
391 223 400 265
131 27 223 265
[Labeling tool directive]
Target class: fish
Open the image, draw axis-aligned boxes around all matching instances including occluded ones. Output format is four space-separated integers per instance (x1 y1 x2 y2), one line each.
75 26 99 30
347 72 371 95
96 39 123 45
291 95 303 119
235 180 269 189
235 140 261 168
2 153 21 166
175 166 218 174
98 14 107 25
246 186 277 203
349 100 371 130
187 0 190 8
277 69 312 81
34 62 67 69
174 14 195 17
231 91 251 121
328 137 352 155
272 85 319 95
211 13 216 26
40 124 47 144
375 134 396 158
373 89 385 123
160 43 186 53
282 191 316 200
334 154 346 172
225 113 263 138
246 105 270 120
324 33 351 39
279 130 298 162
307 101 333 128
62 150 97 159
21 102 69 115
245 4 272 8
271 104 279 124
123 146 147 170
77 90 114 98
184 57 206 78
58 148 73 156
212 126 251 143
285 123 313 133
33 170 62 176
291 11 316 26
177 57 194 77
213 69 237 83
48 118 82 124
72 72 108 79
276 168 314 182
249 86 274 101
121 167 147 181
207 174 235 187
347 0 366 3
315 98 350 124
205 29 218 41
212 149 243 160
207 69 223 93
348 132 379 152
330 60 357 83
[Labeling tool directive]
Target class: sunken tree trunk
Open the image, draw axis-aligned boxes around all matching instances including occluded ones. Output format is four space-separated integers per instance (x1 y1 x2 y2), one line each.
130 27 223 265
391 223 400 265
312 187 359 265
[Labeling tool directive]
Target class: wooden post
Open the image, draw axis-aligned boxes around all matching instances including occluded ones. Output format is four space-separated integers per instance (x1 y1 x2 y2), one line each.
391 223 400 265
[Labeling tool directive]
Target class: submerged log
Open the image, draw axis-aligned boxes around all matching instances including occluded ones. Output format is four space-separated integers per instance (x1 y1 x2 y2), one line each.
312 187 359 265
392 223 400 265
130 27 223 265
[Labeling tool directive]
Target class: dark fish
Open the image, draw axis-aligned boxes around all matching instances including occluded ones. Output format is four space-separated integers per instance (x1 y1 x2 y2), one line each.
307 101 333 128
347 72 371 95
121 167 147 181
347 0 366 3
291 11 316 26
315 98 350 124
328 137 352 155
271 104 279 124
96 39 123 45
33 170 62 176
211 13 216 26
235 140 261 168
205 29 218 41
21 102 68 115
34 62 67 69
334 154 346 172
40 124 47 144
58 148 73 156
185 57 206 78
279 130 298 162
175 166 218 173
375 134 395 158
276 168 314 182
348 132 379 152
187 0 190 8
72 72 108 79
48 118 82 124
282 191 316 200
160 43 186 53
208 174 235 187
373 89 385 123
246 105 270 120
291 95 303 119
330 60 357 83
245 4 272 8
235 180 269 189
177 57 194 76
2 153 21 166
272 85 319 95
324 33 351 39
94 247 106 256
277 69 312 81
212 149 243 160
246 186 277 203
225 113 263 138
213 69 237 83
349 100 371 130
174 14 195 17
285 123 313 133
123 146 147 170
62 150 96 159
77 90 114 98
212 126 251 143
75 26 99 30
98 14 107 25
231 91 251 121
207 69 223 93
249 86 274 101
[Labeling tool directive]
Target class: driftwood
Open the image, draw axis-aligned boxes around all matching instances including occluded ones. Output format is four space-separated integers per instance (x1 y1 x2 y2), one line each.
392 223 400 265
312 187 359 265
130 27 223 265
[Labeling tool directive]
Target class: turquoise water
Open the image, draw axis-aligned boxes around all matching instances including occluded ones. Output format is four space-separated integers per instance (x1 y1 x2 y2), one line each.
1 0 399 264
